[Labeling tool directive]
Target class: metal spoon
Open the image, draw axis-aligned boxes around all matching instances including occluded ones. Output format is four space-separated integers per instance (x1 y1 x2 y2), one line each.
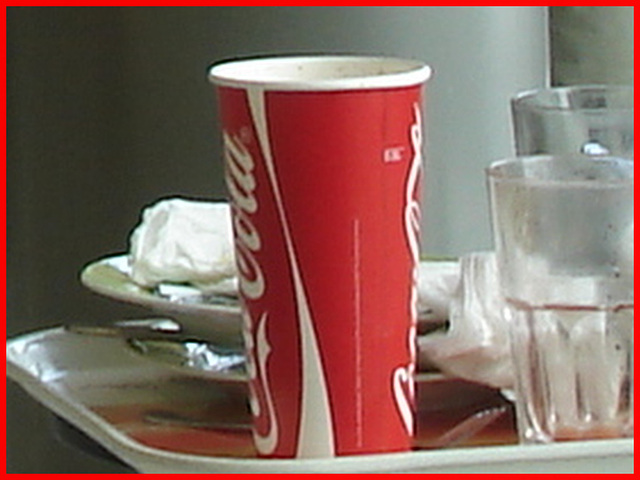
424 405 509 449
65 319 246 376
65 318 182 339
143 409 251 432
126 337 245 374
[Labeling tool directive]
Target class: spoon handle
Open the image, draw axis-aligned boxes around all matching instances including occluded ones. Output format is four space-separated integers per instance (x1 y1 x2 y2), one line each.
143 409 251 432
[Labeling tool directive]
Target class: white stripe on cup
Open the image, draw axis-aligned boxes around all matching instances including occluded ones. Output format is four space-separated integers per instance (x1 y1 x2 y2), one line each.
248 88 335 458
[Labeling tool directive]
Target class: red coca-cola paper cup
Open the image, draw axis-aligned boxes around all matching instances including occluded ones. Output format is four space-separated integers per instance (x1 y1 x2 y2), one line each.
209 55 431 458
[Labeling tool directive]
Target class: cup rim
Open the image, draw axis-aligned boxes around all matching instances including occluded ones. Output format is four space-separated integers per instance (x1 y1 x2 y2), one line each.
208 54 432 91
511 84 634 112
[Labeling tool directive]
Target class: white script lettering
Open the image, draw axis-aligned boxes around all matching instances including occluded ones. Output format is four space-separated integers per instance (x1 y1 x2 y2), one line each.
224 130 277 454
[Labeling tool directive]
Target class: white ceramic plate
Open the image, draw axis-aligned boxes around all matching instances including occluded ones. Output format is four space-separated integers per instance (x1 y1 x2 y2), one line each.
80 255 243 348
80 254 452 350
6 325 633 473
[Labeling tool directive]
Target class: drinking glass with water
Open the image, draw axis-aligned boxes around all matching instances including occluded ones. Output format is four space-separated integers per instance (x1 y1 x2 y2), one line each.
487 154 633 443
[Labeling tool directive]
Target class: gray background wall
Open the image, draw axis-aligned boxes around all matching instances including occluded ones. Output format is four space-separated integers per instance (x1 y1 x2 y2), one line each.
550 6 634 85
6 7 632 473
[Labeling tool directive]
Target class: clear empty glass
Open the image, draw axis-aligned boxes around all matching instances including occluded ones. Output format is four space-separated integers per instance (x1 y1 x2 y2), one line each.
511 85 634 159
487 154 634 443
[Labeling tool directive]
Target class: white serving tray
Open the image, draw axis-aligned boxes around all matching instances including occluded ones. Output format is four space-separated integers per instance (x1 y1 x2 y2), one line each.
6 325 633 473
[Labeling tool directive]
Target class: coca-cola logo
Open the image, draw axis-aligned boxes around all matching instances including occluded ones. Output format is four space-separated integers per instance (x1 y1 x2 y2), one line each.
224 131 278 454
393 103 422 436
223 132 265 300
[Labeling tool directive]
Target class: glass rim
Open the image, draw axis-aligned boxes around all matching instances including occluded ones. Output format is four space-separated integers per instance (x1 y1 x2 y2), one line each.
511 84 634 112
486 154 634 186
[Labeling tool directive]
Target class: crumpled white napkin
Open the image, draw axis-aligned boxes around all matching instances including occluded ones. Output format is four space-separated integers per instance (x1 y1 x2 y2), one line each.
417 251 513 389
416 261 460 323
128 198 236 290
